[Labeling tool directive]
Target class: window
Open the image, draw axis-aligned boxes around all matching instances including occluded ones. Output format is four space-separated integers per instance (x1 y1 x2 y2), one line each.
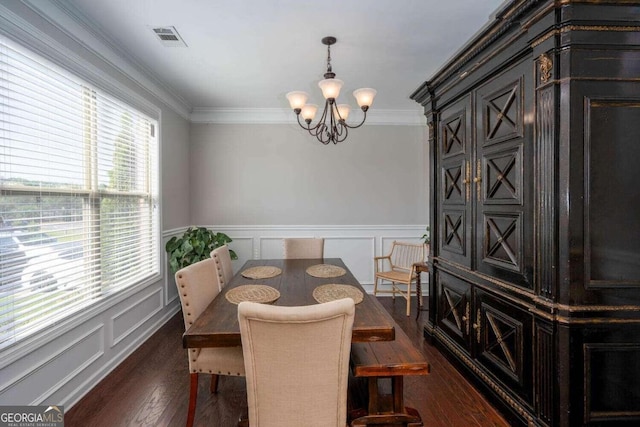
0 35 160 349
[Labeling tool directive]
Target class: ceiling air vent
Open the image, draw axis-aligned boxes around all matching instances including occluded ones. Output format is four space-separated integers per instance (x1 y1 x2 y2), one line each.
151 26 187 47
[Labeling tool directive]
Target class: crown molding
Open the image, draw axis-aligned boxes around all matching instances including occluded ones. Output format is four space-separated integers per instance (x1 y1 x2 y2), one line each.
190 107 426 126
12 1 427 127
21 0 192 120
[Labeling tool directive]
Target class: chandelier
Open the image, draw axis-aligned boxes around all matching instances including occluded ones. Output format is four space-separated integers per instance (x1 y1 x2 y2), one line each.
286 36 377 145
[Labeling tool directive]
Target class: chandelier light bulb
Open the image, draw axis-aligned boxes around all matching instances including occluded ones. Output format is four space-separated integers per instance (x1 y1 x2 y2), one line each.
318 78 344 100
333 104 351 121
286 91 309 111
300 104 318 122
353 88 377 109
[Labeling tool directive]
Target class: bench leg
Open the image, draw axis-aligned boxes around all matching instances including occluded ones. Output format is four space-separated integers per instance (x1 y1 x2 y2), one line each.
351 412 423 426
350 376 423 426
393 376 404 413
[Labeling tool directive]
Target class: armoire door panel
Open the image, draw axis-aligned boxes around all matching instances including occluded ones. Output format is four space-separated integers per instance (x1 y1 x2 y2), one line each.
436 270 472 351
585 97 640 287
440 103 469 159
483 146 523 205
475 288 533 405
442 209 469 263
480 78 523 147
482 212 522 272
442 159 467 205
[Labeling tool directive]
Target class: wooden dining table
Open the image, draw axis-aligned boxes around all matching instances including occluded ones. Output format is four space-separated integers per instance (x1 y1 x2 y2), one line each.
183 258 396 349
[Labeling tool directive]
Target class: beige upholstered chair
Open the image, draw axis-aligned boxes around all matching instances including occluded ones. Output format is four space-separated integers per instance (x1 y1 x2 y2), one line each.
175 258 245 427
374 241 427 316
282 237 325 259
211 244 234 292
238 298 355 427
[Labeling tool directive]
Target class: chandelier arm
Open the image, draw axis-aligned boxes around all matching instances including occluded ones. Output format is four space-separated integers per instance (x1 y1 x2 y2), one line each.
296 114 314 131
316 101 332 143
341 108 368 129
316 122 331 144
329 105 337 143
334 122 349 144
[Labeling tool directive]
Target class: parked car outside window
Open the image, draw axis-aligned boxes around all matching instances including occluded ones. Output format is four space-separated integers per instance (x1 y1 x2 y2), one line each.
0 229 84 292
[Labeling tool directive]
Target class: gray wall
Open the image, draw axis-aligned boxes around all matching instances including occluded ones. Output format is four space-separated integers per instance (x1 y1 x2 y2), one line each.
190 123 427 225
162 109 191 229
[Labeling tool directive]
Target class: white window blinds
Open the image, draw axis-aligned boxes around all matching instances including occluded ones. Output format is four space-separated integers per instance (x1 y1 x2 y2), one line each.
0 35 160 349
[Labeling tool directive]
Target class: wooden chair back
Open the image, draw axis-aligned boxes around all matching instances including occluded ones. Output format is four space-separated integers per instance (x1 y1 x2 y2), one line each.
388 241 426 273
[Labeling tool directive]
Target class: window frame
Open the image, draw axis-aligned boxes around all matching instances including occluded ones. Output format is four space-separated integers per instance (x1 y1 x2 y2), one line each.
0 28 163 357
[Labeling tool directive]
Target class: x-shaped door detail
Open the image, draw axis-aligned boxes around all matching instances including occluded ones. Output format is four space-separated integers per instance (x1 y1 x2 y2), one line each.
443 288 464 332
444 117 463 155
485 311 517 373
486 86 517 140
445 214 463 249
487 156 516 199
445 167 462 200
486 218 518 267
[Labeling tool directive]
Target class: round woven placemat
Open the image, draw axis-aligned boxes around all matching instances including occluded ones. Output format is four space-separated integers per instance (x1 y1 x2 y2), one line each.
241 266 282 280
225 285 280 305
312 284 364 305
306 264 347 278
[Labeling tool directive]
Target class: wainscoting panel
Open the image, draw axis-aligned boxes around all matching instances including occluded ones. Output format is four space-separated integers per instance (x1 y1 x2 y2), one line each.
0 323 104 404
110 288 164 348
207 225 427 294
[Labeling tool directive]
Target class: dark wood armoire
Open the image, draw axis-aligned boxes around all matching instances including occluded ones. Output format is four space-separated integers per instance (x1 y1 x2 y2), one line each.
411 1 640 425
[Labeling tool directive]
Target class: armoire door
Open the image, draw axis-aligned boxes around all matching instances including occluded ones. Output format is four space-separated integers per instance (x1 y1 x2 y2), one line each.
474 60 534 289
438 95 473 269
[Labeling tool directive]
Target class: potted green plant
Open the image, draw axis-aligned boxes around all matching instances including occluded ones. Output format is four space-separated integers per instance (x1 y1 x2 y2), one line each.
421 225 431 245
165 226 237 274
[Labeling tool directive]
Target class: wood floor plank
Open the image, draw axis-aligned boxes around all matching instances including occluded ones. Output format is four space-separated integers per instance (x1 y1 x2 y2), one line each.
65 297 509 427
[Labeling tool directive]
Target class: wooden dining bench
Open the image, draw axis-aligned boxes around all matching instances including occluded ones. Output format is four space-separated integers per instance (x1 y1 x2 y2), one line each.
348 323 430 426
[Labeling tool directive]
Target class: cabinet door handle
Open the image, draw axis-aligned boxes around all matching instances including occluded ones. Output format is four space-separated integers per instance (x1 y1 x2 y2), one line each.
462 161 471 184
472 308 481 343
462 163 471 203
473 160 482 182
474 160 482 199
461 302 470 335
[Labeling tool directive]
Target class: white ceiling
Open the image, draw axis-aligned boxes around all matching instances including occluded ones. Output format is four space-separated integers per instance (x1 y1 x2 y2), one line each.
59 0 504 114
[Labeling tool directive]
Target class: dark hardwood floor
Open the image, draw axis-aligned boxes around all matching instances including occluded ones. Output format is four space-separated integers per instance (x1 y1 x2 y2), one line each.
65 297 508 426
